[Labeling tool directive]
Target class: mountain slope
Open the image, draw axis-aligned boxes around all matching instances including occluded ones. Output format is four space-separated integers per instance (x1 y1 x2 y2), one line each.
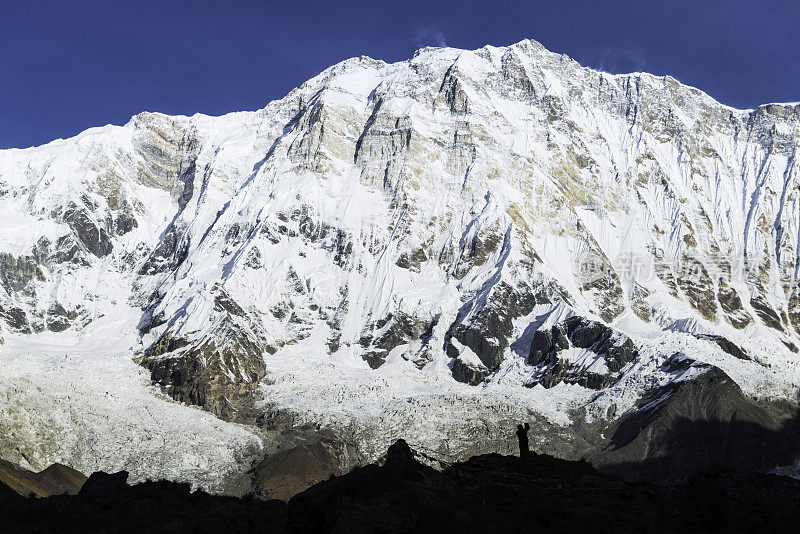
0 39 798 486
0 459 86 498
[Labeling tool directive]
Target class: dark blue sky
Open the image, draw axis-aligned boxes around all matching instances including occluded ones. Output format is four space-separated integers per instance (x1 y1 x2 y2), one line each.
2 0 798 149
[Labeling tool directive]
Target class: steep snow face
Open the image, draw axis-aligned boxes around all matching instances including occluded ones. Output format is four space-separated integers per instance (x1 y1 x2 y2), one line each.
1 39 799 475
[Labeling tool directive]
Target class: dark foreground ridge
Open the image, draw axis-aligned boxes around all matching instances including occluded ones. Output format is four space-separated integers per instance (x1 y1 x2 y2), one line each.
3 439 800 533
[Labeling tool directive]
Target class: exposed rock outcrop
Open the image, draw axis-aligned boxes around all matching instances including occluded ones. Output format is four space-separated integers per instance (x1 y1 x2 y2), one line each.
528 316 638 389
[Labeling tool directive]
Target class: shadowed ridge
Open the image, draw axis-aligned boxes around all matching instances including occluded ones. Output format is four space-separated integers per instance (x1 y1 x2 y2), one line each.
288 438 457 532
0 459 87 498
2 440 800 532
0 479 22 509
592 364 800 482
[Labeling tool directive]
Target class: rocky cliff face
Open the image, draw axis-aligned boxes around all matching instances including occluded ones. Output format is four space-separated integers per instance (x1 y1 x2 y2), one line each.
1 39 799 485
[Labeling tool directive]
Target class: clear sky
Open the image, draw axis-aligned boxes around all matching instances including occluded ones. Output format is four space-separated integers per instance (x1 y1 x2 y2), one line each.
1 0 798 149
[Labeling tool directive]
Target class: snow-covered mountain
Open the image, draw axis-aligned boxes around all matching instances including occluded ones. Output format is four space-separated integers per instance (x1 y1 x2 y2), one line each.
1 39 799 489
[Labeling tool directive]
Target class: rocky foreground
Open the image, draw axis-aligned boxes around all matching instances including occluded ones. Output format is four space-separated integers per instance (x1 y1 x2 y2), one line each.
2 440 799 533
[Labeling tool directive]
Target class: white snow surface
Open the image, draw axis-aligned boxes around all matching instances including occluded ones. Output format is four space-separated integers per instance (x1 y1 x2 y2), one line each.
0 315 263 492
0 38 799 486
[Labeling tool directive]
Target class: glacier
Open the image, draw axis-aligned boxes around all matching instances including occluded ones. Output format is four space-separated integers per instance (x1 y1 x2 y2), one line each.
0 39 799 490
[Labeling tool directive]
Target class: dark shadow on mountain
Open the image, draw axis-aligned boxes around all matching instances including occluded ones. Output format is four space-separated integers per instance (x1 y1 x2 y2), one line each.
0 474 289 534
592 364 800 483
3 437 800 533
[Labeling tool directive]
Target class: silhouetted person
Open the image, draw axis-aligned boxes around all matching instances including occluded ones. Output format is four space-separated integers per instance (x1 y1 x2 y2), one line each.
516 423 530 459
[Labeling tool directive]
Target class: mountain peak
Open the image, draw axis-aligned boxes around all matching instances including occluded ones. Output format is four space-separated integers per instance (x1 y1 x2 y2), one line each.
1 39 798 490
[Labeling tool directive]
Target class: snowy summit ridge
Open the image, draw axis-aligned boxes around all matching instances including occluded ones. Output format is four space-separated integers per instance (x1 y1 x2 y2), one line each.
1 39 799 487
